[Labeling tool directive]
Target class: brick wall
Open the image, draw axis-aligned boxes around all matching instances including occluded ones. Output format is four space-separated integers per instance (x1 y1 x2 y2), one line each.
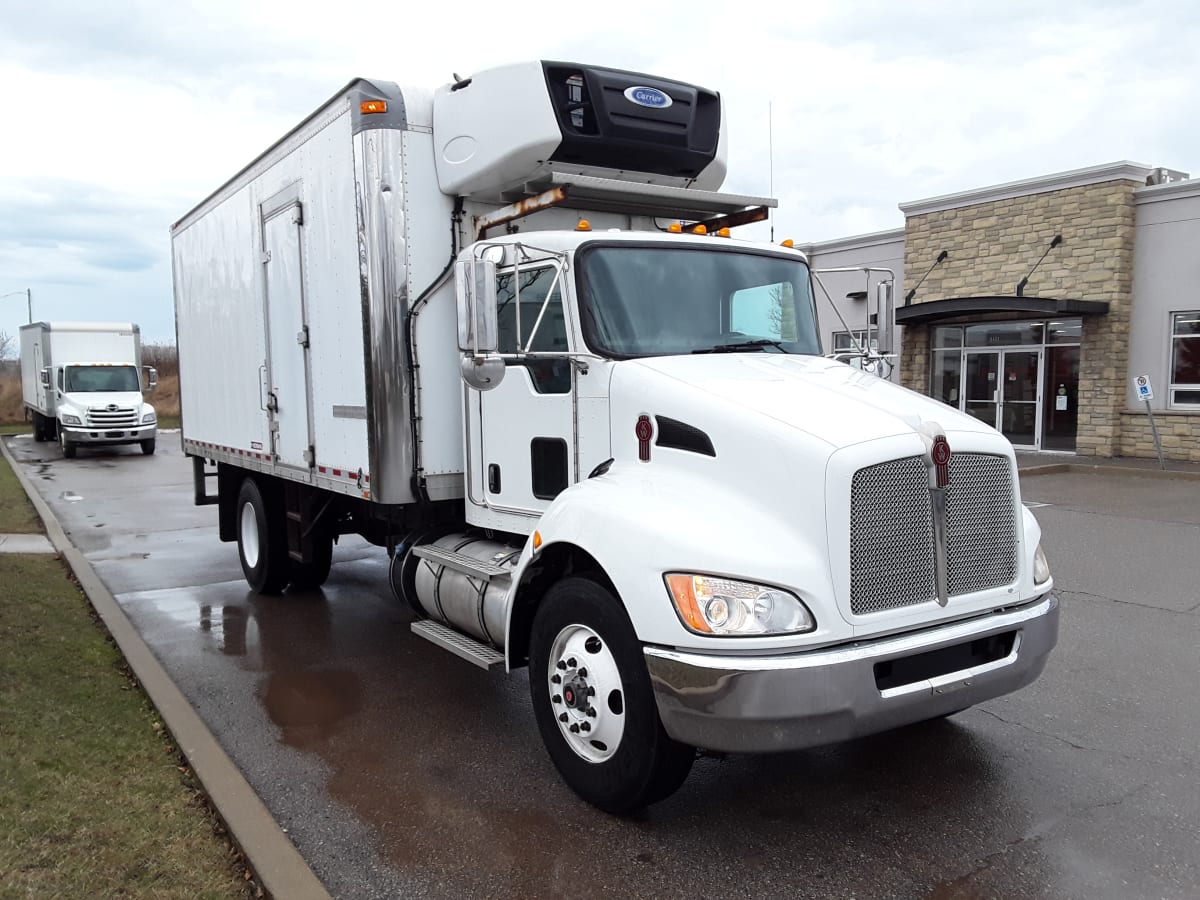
1119 412 1200 462
900 179 1141 456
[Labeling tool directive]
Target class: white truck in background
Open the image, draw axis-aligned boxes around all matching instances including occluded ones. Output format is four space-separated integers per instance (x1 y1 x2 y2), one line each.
19 321 158 457
172 61 1058 812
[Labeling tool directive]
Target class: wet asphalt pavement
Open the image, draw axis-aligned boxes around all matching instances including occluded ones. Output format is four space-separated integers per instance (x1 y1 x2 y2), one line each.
6 432 1199 899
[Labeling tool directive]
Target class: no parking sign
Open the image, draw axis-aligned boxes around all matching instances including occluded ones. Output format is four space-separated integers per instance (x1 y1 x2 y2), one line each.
1133 374 1154 402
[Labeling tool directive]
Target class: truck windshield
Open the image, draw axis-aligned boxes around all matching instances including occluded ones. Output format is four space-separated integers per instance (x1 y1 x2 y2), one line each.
65 365 140 392
577 245 820 358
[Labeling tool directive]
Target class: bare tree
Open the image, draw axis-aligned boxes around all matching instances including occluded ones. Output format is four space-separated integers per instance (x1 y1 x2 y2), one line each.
767 284 797 341
0 330 14 361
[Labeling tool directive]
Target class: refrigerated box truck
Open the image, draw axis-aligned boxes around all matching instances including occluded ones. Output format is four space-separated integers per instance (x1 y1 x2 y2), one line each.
19 321 158 457
172 61 1058 812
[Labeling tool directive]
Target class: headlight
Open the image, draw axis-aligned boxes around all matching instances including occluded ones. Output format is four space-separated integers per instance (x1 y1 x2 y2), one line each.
142 412 156 424
665 574 815 636
1033 544 1051 585
60 414 81 426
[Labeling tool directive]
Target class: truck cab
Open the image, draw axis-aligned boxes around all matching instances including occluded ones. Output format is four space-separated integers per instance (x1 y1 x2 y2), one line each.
51 362 158 457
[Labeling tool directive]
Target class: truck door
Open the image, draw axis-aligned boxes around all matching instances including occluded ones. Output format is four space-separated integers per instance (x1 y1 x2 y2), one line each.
469 263 575 518
261 189 315 472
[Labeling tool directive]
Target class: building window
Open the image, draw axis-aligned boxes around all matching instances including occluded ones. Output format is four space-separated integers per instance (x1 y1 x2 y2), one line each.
1170 311 1200 407
832 330 871 353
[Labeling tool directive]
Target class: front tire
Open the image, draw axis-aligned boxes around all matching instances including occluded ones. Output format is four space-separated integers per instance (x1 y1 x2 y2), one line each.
236 478 289 594
529 577 694 813
140 438 156 456
60 430 77 459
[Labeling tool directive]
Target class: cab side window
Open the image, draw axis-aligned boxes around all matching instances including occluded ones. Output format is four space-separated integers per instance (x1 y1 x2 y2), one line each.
496 266 571 394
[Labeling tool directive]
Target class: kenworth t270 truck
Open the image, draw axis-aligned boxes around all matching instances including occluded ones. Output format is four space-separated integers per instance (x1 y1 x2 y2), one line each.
19 321 158 457
172 61 1058 812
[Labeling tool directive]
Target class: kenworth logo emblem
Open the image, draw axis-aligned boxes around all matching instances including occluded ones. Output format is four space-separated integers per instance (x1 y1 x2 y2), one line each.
106 404 119 411
624 86 673 109
931 435 952 488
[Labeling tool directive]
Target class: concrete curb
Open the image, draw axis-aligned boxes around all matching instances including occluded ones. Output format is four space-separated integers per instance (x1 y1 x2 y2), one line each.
1020 462 1200 481
1 437 331 900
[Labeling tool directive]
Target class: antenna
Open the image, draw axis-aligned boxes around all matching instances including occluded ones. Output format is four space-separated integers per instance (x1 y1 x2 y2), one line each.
768 101 775 242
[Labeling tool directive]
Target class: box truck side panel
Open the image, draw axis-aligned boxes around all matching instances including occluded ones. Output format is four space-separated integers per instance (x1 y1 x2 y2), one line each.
402 128 463 496
175 192 271 457
304 111 370 482
19 324 50 415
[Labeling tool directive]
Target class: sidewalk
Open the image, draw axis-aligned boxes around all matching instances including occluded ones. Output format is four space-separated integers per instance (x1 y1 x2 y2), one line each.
1016 450 1200 479
0 533 56 553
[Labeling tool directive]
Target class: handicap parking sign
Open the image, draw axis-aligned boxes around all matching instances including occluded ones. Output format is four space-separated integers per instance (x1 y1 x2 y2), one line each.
1133 374 1154 402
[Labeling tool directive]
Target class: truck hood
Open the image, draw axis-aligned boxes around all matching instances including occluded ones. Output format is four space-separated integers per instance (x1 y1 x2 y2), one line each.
623 354 994 448
61 391 146 409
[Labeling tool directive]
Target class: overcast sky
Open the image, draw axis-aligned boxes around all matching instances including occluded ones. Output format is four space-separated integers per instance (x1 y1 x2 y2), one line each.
1 0 1197 344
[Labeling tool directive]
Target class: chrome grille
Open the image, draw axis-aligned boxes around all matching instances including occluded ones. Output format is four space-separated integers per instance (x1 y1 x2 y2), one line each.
850 452 1017 615
86 406 139 428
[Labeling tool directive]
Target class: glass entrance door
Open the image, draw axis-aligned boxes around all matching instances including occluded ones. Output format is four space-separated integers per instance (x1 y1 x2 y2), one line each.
963 349 1042 448
999 350 1041 448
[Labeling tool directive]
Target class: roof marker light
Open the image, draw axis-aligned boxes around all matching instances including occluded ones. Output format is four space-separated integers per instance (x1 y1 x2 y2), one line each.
575 220 592 231
360 100 388 115
718 227 731 238
668 223 683 233
781 238 795 248
692 224 708 235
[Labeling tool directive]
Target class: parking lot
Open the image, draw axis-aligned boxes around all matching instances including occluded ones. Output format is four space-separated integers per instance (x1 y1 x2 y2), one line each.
6 432 1199 899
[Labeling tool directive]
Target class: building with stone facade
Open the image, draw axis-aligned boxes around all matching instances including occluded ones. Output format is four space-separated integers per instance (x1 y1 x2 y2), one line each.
801 162 1200 462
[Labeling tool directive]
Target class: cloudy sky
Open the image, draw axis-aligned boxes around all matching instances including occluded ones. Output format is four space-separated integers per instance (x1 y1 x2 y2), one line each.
1 0 1197 344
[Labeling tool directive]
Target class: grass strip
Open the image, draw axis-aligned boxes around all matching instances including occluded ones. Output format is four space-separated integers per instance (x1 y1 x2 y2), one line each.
0 554 253 899
0 444 40 533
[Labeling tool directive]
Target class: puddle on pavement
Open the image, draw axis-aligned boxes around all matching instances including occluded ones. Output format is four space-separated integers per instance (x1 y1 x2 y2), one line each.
261 670 363 749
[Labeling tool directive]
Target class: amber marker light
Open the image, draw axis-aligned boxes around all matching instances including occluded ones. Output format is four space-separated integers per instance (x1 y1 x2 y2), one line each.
718 227 731 238
532 530 543 550
665 574 714 634
781 239 795 248
575 220 592 231
692 224 708 235
668 222 683 233
360 100 388 114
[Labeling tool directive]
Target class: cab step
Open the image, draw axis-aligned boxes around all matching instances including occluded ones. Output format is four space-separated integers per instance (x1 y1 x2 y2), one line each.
412 545 512 580
411 620 505 670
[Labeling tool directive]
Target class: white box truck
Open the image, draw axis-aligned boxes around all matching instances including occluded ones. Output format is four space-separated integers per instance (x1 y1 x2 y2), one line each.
172 61 1058 812
19 321 158 457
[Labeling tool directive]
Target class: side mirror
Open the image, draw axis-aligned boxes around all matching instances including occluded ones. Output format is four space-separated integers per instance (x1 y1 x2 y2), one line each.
144 366 158 392
875 281 895 356
460 355 506 391
455 259 498 354
40 367 50 388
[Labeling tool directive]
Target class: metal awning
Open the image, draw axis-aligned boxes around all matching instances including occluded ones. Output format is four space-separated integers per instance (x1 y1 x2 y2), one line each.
894 295 1110 326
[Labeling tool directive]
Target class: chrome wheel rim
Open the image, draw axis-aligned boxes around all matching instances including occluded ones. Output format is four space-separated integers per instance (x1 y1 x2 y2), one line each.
547 623 625 763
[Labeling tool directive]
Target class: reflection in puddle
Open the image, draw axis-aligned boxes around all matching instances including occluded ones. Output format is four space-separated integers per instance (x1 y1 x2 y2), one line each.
200 603 249 655
261 670 363 749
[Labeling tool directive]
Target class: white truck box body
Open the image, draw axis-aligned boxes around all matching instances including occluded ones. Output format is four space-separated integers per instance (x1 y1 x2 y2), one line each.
20 321 142 416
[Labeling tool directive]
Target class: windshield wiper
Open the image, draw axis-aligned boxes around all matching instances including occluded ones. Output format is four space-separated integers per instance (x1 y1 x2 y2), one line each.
692 339 788 354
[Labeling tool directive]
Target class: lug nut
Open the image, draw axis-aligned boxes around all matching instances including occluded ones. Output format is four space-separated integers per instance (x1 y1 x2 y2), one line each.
559 712 568 723
577 668 587 678
580 722 591 733
587 687 595 697
551 673 561 684
552 694 562 704
587 708 596 718
556 660 567 671
567 657 577 668
569 723 580 734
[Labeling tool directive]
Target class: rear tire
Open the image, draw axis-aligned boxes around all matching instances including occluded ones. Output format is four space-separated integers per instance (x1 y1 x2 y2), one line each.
140 439 156 456
32 413 45 442
60 430 77 459
288 532 333 590
236 478 289 594
529 577 695 814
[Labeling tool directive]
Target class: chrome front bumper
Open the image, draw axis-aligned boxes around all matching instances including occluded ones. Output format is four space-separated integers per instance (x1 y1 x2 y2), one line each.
644 594 1059 753
61 424 156 445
